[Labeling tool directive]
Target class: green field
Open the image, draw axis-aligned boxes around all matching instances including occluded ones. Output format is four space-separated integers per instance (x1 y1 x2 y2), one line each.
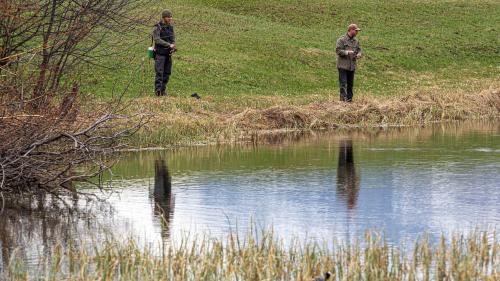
83 0 499 99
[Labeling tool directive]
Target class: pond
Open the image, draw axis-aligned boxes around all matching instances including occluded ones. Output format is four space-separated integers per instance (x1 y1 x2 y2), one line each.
1 121 499 267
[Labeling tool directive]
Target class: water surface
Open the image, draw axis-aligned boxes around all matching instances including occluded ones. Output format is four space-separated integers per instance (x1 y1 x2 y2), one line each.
1 121 499 267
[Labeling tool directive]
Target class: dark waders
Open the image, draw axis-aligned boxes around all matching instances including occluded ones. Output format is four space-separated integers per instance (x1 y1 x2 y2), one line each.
338 68 355 102
154 54 172 96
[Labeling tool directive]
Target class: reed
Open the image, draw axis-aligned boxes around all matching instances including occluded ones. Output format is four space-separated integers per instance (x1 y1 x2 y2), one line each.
3 229 498 280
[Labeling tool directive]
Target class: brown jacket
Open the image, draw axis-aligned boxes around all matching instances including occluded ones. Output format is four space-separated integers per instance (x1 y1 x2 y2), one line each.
336 34 362 71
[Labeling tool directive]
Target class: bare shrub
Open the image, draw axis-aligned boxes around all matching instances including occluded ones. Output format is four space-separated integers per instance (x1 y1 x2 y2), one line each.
0 0 151 201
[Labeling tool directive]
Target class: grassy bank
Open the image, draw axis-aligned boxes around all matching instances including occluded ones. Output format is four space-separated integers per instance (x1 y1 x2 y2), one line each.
125 86 499 147
80 0 499 146
85 0 499 98
3 229 498 280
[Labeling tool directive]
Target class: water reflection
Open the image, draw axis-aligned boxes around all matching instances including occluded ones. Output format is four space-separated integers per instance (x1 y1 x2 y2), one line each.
152 159 174 239
1 121 499 269
0 193 100 270
250 130 309 146
336 139 360 209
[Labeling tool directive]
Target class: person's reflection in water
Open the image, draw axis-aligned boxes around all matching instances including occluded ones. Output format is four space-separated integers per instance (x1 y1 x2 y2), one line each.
336 139 360 209
153 159 175 239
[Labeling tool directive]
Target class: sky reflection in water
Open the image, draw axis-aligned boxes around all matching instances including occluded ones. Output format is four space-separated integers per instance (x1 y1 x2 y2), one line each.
1 122 499 267
105 122 500 245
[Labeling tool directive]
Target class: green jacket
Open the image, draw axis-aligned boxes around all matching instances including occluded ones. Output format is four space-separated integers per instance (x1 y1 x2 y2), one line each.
336 34 362 71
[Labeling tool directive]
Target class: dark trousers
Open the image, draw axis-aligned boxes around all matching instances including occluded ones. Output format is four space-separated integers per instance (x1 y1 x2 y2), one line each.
338 68 355 102
155 54 172 95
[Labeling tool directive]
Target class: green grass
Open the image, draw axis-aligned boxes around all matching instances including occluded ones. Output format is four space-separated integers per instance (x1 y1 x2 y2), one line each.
82 0 499 99
3 229 499 280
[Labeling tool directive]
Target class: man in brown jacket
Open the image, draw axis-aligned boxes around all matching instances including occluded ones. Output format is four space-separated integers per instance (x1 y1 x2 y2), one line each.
336 24 362 102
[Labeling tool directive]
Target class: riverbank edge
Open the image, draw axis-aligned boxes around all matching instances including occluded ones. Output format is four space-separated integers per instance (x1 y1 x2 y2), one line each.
121 87 499 149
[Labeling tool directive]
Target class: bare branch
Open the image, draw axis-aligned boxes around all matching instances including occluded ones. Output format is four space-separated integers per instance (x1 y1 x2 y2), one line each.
0 0 151 198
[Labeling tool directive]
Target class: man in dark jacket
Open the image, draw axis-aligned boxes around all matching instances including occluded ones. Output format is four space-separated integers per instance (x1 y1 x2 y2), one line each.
153 10 176 96
336 24 362 102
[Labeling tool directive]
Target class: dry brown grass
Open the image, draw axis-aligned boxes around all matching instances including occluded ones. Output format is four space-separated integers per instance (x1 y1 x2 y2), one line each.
126 86 499 146
3 229 499 281
312 87 500 127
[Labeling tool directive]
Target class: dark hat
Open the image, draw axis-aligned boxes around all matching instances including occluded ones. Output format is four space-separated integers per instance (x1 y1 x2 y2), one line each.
162 10 172 18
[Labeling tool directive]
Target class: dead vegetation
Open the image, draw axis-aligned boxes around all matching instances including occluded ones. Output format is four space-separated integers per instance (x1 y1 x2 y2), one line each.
0 0 149 199
128 86 499 146
3 228 499 280
230 88 500 131
0 97 143 194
